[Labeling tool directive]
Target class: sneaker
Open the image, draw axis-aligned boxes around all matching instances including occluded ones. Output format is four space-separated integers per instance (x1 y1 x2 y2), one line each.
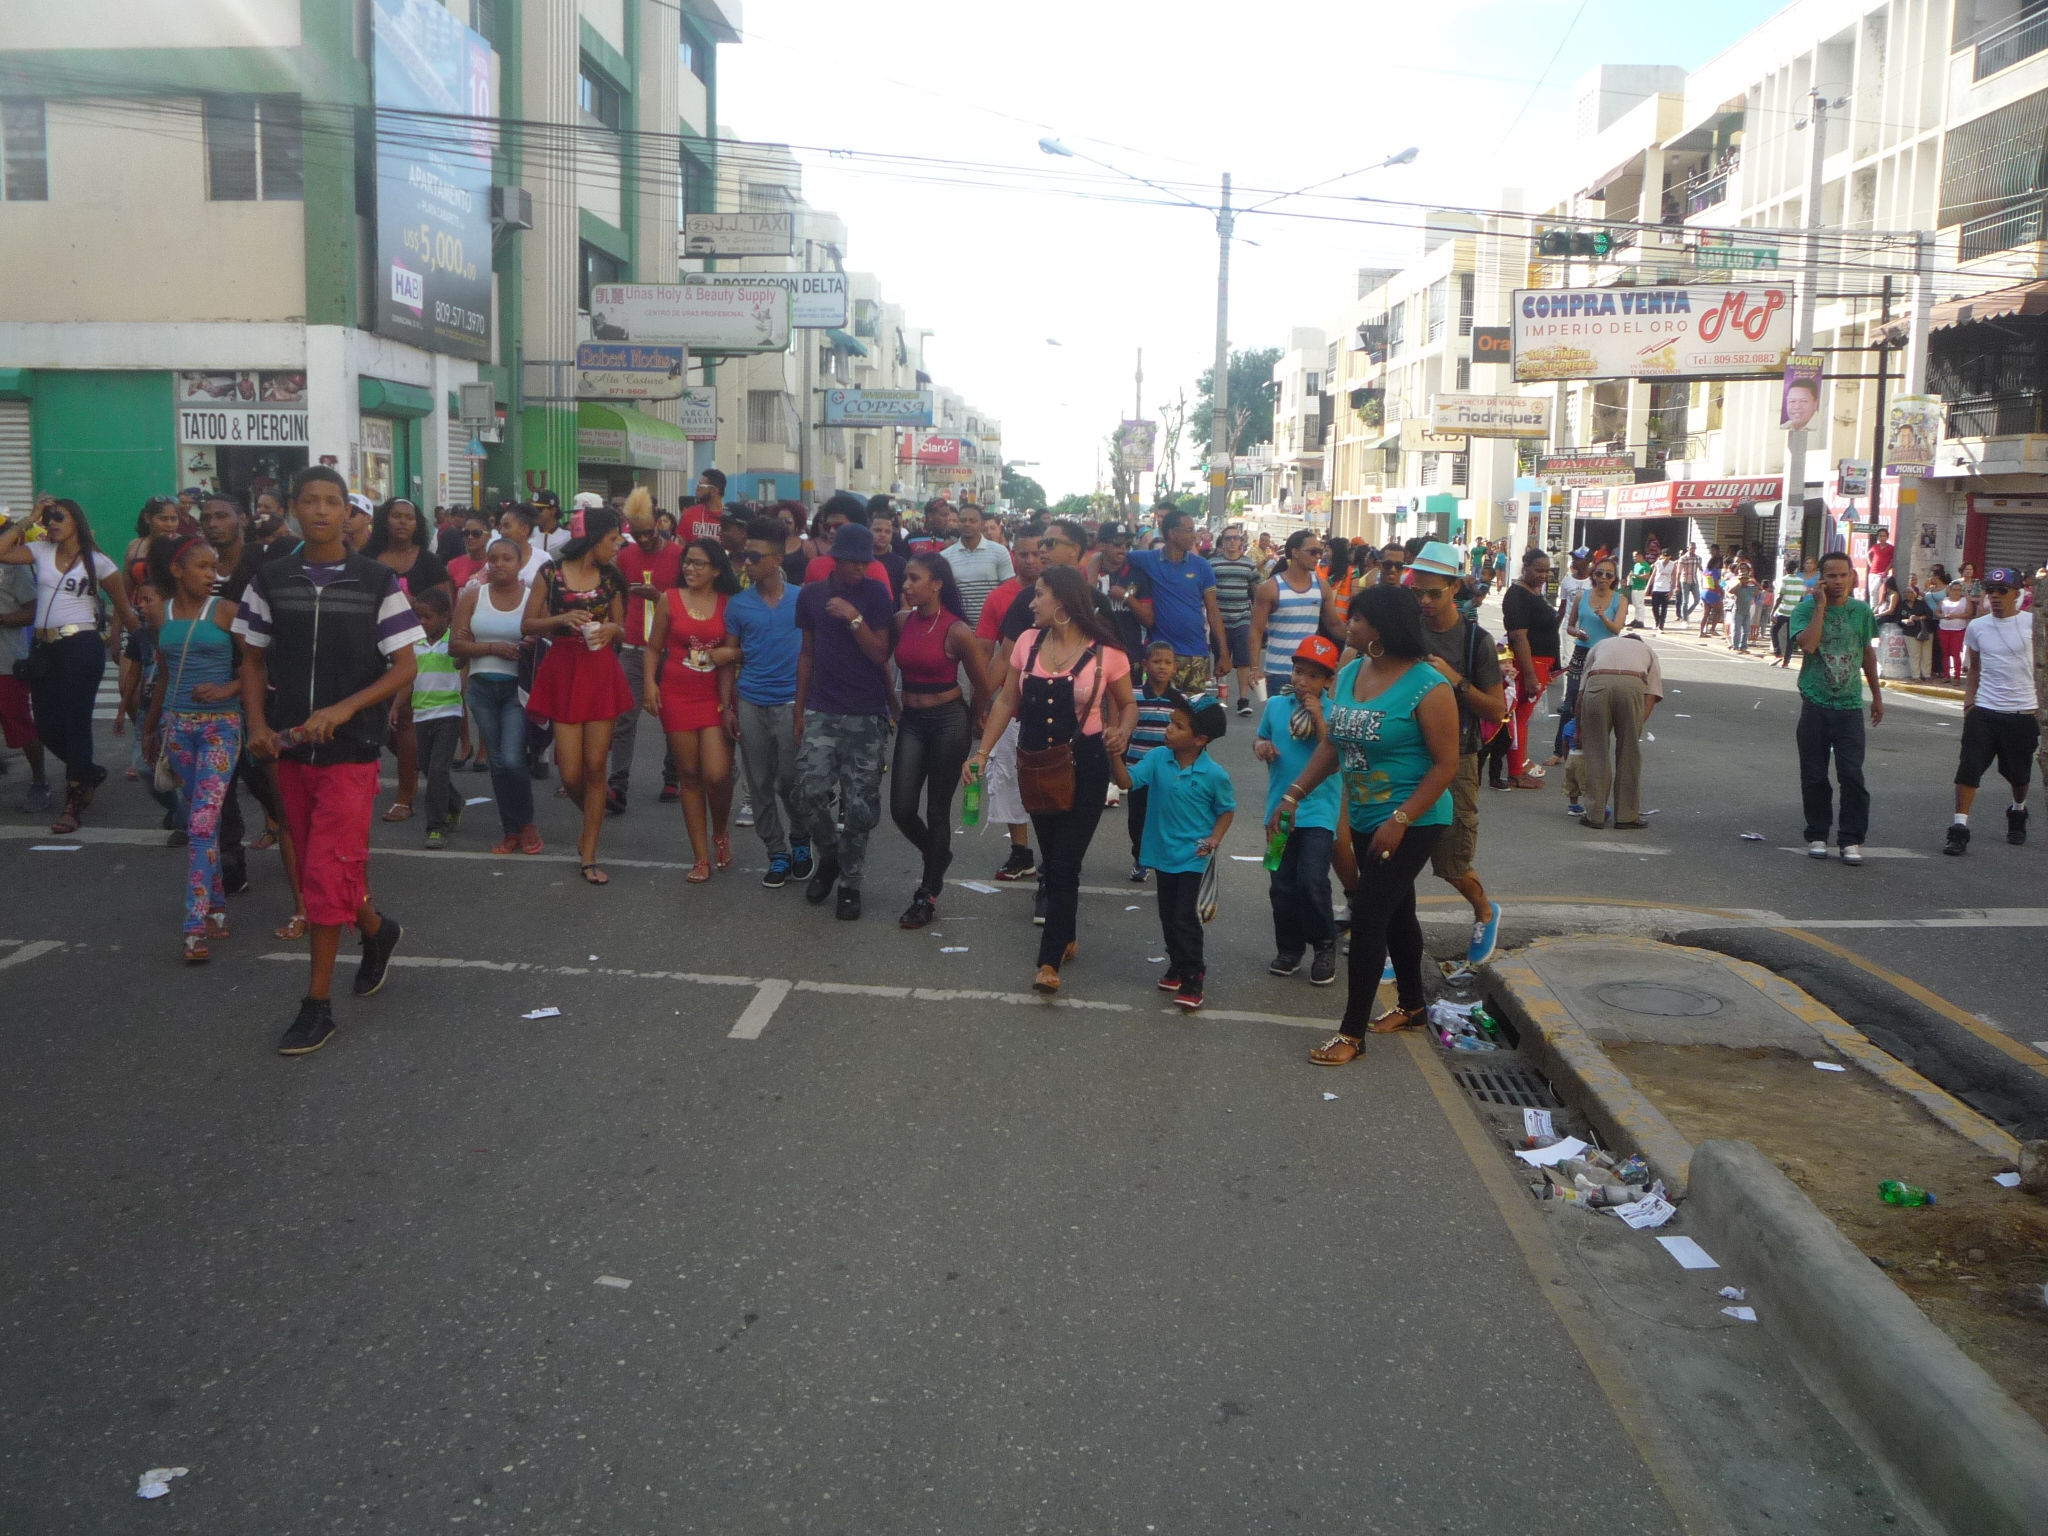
900 890 938 929
2009 806 2029 845
1310 943 1338 986
1943 824 1970 857
1128 861 1149 883
528 759 551 781
762 856 790 889
277 996 336 1056
1156 969 1182 992
353 916 401 996
657 783 680 804
993 845 1038 881
1381 957 1395 985
1032 886 1048 926
1173 972 1206 1011
1236 699 1253 717
605 789 627 817
806 853 841 904
790 842 816 881
836 886 862 921
1807 840 1829 859
1466 901 1502 967
1840 844 1864 865
735 800 755 828
425 828 446 850
1566 801 1585 817
167 829 189 848
1269 951 1303 976
20 782 52 814
1105 784 1121 808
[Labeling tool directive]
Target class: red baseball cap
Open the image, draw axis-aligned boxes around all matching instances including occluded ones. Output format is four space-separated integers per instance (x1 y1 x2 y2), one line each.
1293 635 1341 673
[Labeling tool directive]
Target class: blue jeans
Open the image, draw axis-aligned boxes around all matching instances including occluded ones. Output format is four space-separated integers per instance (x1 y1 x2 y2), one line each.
1797 701 1869 846
1269 824 1336 955
466 675 533 835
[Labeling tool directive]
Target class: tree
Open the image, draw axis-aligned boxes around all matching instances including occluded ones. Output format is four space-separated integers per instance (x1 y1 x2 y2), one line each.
1049 492 1095 521
1191 346 1283 458
1000 464 1047 507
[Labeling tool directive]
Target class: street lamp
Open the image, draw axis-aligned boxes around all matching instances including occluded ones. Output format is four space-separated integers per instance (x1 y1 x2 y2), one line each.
1036 136 1417 527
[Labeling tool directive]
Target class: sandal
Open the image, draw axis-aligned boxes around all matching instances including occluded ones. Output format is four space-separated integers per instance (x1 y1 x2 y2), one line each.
686 860 713 885
182 934 210 964
518 825 545 855
382 802 414 823
250 828 279 852
580 863 610 886
1309 1032 1365 1065
273 914 309 941
713 834 733 870
49 808 80 835
490 833 521 855
1366 1003 1427 1034
205 909 230 941
1032 965 1061 995
1062 940 1077 964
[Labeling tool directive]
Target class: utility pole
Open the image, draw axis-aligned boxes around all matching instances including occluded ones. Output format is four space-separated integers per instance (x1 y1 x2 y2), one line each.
1134 346 1145 511
1207 174 1234 529
1899 229 1935 581
799 237 815 505
1782 89 1829 572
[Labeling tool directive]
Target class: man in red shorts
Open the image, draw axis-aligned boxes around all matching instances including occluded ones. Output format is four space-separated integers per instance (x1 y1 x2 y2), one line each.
236 466 422 1056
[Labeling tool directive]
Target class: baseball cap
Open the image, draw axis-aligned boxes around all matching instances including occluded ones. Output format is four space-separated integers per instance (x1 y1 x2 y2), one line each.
533 489 561 507
1983 566 2020 588
1293 635 1341 673
1409 540 1464 578
346 493 374 517
1571 546 1591 560
1096 522 1130 543
572 491 605 512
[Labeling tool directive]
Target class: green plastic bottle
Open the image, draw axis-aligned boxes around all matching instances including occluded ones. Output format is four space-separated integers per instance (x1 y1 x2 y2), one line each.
1878 1179 1935 1207
1263 808 1293 872
962 773 982 828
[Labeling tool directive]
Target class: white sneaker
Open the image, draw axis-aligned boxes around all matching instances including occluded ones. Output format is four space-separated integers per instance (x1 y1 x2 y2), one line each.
735 800 755 828
1105 784 1121 807
1807 841 1828 859
1840 844 1863 865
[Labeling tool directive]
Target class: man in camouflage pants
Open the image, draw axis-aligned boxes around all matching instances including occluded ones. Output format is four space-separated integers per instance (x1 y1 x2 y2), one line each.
793 521 899 920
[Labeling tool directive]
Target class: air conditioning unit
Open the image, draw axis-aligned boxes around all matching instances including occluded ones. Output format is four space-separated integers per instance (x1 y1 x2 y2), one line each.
491 186 533 230
459 382 497 423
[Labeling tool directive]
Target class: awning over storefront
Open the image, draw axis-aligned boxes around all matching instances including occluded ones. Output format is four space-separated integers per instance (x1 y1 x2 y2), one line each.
825 328 869 357
576 401 693 472
1930 280 2048 331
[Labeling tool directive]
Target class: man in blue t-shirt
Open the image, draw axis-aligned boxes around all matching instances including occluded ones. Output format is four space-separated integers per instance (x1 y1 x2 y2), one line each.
727 517 808 886
1128 506 1227 696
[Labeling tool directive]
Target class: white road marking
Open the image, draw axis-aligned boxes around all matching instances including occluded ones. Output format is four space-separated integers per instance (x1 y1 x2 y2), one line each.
0 939 61 973
1582 844 1671 855
728 979 792 1040
1775 845 1926 859
2033 1041 2048 1057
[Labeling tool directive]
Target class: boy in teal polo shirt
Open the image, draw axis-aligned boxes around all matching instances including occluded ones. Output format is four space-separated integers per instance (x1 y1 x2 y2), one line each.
1255 635 1343 984
1124 691 1235 1012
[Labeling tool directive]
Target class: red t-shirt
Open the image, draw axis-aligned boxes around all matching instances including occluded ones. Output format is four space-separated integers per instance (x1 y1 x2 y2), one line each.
680 508 724 544
803 554 893 588
445 553 484 589
618 539 684 644
1867 540 1894 576
976 576 1025 642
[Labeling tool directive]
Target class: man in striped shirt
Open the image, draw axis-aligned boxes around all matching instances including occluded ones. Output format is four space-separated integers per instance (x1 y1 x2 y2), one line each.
940 502 1013 627
1250 530 1343 699
1208 526 1262 716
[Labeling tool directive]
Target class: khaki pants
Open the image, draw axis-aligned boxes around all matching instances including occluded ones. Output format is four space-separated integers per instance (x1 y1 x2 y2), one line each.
1579 672 1646 826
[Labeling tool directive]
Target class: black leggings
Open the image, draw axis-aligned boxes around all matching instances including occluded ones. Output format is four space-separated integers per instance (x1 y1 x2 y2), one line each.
1648 592 1670 629
1771 615 1792 662
27 632 106 787
890 700 972 895
1029 733 1111 969
1339 822 1444 1036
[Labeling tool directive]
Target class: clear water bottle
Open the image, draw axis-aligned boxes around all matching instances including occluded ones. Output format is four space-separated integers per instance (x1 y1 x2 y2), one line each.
1878 1179 1935 1207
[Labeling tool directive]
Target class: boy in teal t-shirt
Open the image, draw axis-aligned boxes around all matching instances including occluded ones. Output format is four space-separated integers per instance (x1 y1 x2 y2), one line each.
1789 551 1883 862
408 587 466 848
1124 692 1235 1013
1255 635 1343 984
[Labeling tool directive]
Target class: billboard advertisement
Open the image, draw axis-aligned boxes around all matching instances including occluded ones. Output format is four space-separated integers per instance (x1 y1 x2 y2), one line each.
1115 419 1157 473
1537 452 1635 487
575 343 687 401
824 389 934 426
1399 420 1468 453
371 0 494 362
176 372 309 447
1511 285 1791 382
683 270 849 329
683 212 794 257
1781 354 1823 429
898 433 962 466
1886 394 1943 473
588 283 791 352
1430 394 1551 438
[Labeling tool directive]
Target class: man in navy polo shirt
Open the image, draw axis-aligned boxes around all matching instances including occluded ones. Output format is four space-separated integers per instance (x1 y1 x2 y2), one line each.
1128 505 1228 695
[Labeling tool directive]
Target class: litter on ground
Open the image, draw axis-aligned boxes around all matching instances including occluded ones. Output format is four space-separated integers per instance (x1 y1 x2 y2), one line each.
1656 1235 1719 1270
1721 1306 1759 1322
520 1006 562 1020
137 1467 189 1500
595 1275 632 1289
1813 1061 1847 1072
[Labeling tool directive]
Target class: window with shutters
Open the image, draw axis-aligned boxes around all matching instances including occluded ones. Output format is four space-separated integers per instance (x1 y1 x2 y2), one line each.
1419 455 1439 487
1387 301 1406 353
1 98 47 201
1456 356 1471 390
1458 273 1475 336
1451 453 1469 487
748 390 794 446
204 95 301 201
1426 279 1448 344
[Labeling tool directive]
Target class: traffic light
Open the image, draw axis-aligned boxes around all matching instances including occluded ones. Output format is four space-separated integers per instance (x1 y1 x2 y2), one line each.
1538 227 1613 258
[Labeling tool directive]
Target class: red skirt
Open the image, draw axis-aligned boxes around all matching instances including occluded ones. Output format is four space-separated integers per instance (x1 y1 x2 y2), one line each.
527 640 633 724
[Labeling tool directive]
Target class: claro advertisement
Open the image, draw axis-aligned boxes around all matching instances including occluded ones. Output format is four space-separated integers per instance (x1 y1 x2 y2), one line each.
372 0 495 362
1511 285 1791 383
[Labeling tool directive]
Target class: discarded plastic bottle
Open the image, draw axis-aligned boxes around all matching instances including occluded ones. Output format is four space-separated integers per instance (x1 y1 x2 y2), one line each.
1471 1006 1499 1037
961 771 983 828
1878 1179 1935 1207
1263 808 1294 872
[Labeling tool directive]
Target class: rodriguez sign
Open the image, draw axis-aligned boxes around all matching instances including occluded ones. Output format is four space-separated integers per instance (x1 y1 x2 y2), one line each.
1512 285 1791 382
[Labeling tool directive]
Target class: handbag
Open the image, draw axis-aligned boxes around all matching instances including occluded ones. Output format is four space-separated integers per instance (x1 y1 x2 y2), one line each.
1015 630 1103 816
153 597 212 793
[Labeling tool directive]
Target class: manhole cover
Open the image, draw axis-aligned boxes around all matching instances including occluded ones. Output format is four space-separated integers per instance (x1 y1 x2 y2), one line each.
1593 981 1723 1018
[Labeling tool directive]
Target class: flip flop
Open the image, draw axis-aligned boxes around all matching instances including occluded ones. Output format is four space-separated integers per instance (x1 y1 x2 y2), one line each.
580 863 610 886
382 802 414 823
686 860 713 885
250 829 279 851
273 914 309 940
713 835 733 870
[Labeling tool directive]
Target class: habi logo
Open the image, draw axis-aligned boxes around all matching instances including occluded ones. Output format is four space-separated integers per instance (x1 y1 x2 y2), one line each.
391 262 424 315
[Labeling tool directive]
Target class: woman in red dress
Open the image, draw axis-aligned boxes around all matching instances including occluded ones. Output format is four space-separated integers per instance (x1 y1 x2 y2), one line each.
646 537 741 883
522 508 633 884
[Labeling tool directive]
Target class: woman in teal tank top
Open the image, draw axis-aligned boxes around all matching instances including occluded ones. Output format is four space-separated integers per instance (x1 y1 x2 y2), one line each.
1266 584 1460 1063
1572 557 1628 647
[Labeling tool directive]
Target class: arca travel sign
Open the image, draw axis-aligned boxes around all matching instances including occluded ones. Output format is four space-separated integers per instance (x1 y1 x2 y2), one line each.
1512 285 1792 382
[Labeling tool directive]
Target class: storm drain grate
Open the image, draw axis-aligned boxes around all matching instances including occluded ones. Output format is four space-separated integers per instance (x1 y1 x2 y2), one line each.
1451 1065 1560 1109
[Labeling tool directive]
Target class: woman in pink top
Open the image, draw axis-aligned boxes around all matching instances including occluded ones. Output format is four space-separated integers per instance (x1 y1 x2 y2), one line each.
966 565 1137 995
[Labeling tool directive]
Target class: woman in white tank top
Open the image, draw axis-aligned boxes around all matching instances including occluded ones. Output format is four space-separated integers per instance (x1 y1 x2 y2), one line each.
450 539 539 851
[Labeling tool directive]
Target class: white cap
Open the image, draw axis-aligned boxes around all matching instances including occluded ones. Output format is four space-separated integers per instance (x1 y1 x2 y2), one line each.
347 493 375 517
572 491 605 511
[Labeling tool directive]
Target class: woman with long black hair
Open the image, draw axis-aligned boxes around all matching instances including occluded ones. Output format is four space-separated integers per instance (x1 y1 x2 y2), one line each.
365 497 452 823
891 551 991 928
0 498 138 832
965 563 1137 995
647 536 741 883
1266 584 1459 1065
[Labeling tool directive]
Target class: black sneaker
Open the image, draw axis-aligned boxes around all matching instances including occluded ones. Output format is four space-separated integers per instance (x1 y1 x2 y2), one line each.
605 788 627 817
806 853 841 904
1156 969 1182 992
1236 699 1253 717
1268 951 1303 976
277 996 335 1056
1943 823 1970 857
836 886 862 921
657 783 679 804
790 842 816 881
221 859 250 896
2009 806 2029 845
900 890 938 929
353 916 401 996
1032 886 1048 926
1173 972 1206 1011
1128 861 1149 883
993 845 1038 881
1309 943 1338 986
762 855 791 889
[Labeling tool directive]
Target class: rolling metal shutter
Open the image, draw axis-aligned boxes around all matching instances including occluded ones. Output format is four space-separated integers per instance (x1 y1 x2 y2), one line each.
1982 512 2048 574
0 401 31 516
445 418 473 508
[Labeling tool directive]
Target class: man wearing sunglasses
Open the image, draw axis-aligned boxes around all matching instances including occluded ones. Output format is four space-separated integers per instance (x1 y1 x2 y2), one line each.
1945 565 2037 854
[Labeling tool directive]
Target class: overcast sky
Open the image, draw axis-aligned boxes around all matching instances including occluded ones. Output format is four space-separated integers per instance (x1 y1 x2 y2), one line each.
721 0 1789 501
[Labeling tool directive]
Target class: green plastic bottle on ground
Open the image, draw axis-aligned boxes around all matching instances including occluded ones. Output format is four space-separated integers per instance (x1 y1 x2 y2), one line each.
1878 1179 1935 1207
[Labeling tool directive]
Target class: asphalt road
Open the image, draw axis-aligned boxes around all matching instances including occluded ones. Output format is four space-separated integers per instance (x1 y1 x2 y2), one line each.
0 618 2009 1533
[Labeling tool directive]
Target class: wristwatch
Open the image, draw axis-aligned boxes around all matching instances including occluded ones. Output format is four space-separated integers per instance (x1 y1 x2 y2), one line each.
1391 809 1413 826
848 615 864 630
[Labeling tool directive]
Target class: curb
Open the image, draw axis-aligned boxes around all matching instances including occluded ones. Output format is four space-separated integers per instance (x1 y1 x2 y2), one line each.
1481 945 1698 1198
1687 1139 2048 1536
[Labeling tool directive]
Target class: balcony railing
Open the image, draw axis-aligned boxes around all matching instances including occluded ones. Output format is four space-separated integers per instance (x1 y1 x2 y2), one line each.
1959 198 2047 261
1947 392 2048 437
1973 6 2048 79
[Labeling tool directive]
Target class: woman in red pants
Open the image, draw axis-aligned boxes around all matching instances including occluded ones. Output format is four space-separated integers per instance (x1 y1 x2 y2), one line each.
1500 547 1559 787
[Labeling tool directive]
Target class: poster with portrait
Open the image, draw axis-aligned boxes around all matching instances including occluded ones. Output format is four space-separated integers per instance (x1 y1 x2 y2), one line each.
1780 354 1823 429
1886 395 1942 474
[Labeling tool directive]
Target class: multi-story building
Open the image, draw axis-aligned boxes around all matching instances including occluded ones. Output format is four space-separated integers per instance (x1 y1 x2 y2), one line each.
1265 327 1330 527
0 0 739 543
